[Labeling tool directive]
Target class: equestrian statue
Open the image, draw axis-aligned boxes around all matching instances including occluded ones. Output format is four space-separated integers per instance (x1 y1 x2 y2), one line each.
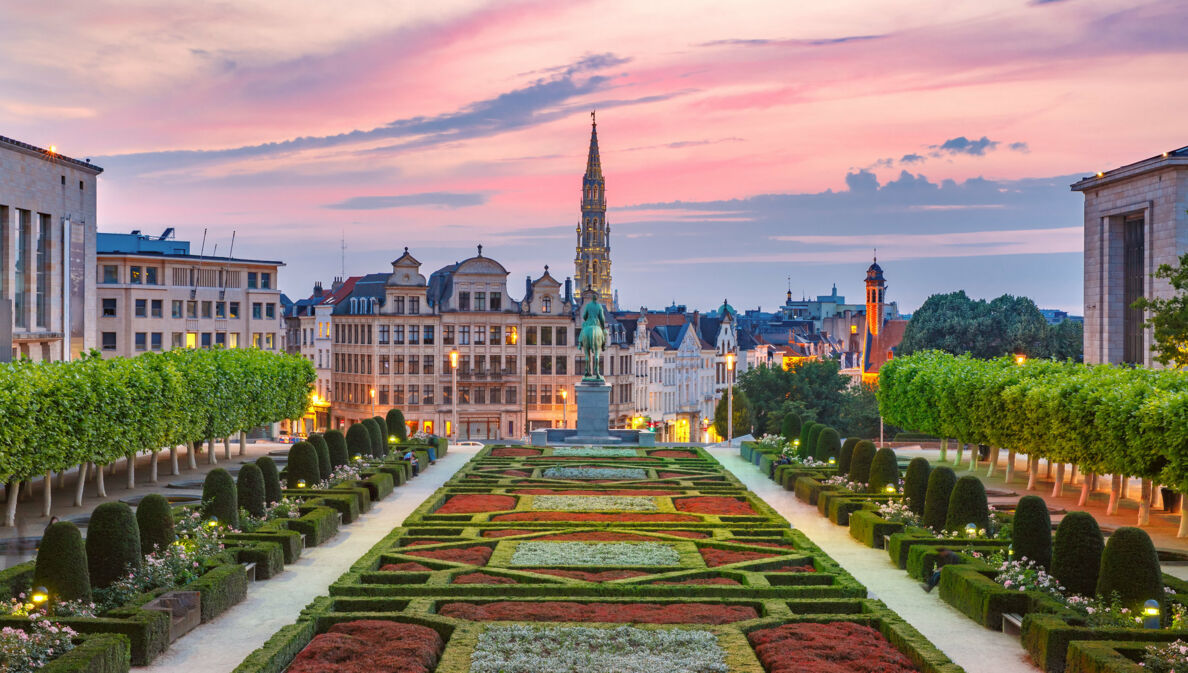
578 289 607 381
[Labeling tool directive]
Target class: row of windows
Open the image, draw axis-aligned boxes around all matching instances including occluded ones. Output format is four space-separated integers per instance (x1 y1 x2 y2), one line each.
337 383 523 406
101 265 273 289
100 331 276 351
2 206 52 331
456 291 502 312
333 323 568 346
100 298 276 320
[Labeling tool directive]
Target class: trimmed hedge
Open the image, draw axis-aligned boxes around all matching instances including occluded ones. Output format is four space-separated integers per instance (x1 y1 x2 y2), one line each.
386 408 408 442
922 466 957 532
361 418 383 458
1021 612 1188 673
849 508 905 548
1096 526 1164 613
307 433 332 481
816 427 841 463
848 440 877 483
798 422 817 460
1012 495 1052 569
189 563 249 622
86 502 141 589
224 529 303 565
944 475 990 533
345 424 371 462
1051 511 1103 597
237 463 267 519
284 506 339 547
781 413 802 443
135 493 174 556
372 416 389 449
203 468 239 528
938 564 1031 629
232 541 285 580
42 632 130 673
838 437 859 475
868 448 899 493
286 441 321 489
806 424 824 462
902 457 930 515
324 429 349 469
256 456 283 505
34 521 91 602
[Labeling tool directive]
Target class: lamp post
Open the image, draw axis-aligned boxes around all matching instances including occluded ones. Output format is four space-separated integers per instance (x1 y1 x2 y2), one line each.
725 352 736 447
560 387 568 429
449 349 459 442
369 388 376 417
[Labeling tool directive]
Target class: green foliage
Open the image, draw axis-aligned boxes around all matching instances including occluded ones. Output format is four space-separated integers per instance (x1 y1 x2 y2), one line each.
255 456 282 505
307 433 331 481
944 475 990 532
386 408 408 442
237 463 267 518
287 441 321 489
797 422 817 459
1133 252 1188 368
838 382 886 439
838 437 860 475
923 466 957 531
737 360 849 433
806 424 824 461
1012 495 1052 570
135 493 175 555
371 416 389 448
815 427 841 462
712 386 752 440
345 424 372 462
780 413 802 443
847 440 877 483
897 291 1063 360
1051 511 1103 597
360 418 382 458
902 457 930 515
34 521 91 602
86 502 141 589
1096 526 1163 611
323 429 348 469
867 448 899 493
203 468 239 528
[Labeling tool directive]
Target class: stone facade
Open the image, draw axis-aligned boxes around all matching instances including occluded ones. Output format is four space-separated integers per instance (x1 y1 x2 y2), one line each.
1073 148 1188 366
0 136 101 361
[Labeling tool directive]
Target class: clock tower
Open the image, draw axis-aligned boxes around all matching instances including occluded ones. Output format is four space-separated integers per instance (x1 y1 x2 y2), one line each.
575 112 612 307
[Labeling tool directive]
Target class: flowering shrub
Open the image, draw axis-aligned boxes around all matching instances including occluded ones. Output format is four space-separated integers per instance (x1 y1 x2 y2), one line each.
823 475 865 491
542 467 647 480
652 577 741 586
755 434 790 454
510 542 681 567
533 495 658 511
453 572 518 585
993 558 1066 599
673 497 756 515
700 548 779 567
469 624 728 673
515 489 678 496
379 562 433 572
748 621 919 673
493 512 699 522
553 447 639 457
405 546 492 566
876 501 922 526
435 494 517 514
0 618 78 673
288 620 442 673
650 450 697 458
491 448 541 457
239 496 302 532
439 601 758 624
529 569 651 582
1143 639 1188 673
318 463 361 489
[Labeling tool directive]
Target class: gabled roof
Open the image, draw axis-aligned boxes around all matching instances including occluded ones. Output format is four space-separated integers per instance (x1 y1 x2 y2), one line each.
321 276 362 306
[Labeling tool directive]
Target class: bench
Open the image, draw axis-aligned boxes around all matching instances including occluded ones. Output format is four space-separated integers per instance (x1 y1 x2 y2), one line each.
881 534 891 550
1002 612 1023 636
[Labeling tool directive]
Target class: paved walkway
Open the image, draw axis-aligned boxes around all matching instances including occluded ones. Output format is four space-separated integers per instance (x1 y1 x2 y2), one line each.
707 445 1040 673
142 445 477 673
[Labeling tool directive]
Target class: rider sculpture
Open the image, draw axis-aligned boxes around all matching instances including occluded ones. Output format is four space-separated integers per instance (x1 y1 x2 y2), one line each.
578 289 607 381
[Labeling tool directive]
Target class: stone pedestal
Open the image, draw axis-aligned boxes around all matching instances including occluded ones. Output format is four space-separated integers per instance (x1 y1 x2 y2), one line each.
569 381 620 444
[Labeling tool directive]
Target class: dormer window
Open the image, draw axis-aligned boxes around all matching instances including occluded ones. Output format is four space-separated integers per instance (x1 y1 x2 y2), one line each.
542 296 552 313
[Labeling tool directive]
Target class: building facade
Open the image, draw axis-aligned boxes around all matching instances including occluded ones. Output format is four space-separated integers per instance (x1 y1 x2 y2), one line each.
0 136 101 361
1072 147 1188 366
95 230 284 357
574 113 613 307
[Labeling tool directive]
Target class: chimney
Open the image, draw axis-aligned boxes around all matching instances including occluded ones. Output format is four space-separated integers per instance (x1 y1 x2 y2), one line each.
692 310 700 333
564 277 573 303
313 281 324 298
331 276 344 293
526 275 532 299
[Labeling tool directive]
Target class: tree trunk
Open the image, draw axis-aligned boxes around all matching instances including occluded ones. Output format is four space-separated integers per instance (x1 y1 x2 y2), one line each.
1079 472 1093 507
149 447 158 484
939 438 947 463
5 479 19 527
22 478 34 501
223 436 232 460
1121 476 1130 500
74 463 88 507
954 442 964 466
986 447 1000 478
169 446 179 475
1027 456 1039 491
42 470 52 518
207 437 217 465
1180 483 1188 537
57 470 67 489
1152 484 1162 510
1107 474 1122 515
95 463 106 498
1138 479 1151 526
126 454 136 489
1005 450 1016 483
969 446 978 471
1068 464 1078 486
1044 459 1052 479
239 431 247 456
1051 463 1065 497
1091 473 1099 492
187 441 198 470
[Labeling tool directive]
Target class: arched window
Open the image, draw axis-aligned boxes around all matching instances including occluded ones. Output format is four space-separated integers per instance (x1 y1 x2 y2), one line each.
350 297 358 314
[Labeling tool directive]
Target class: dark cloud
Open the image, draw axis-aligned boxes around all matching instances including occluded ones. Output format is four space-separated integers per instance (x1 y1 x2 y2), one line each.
323 192 488 210
932 136 999 156
700 34 887 47
1009 142 1031 152
899 153 925 164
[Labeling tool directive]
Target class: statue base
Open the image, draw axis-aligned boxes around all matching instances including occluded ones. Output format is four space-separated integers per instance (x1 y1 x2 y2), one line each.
528 380 655 446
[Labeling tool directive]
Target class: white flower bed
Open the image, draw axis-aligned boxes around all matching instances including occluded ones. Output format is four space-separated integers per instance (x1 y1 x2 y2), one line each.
510 541 681 566
533 495 657 511
470 624 728 673
542 467 647 480
552 447 639 457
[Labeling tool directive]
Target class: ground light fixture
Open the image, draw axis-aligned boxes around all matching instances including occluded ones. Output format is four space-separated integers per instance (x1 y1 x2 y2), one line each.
964 523 978 538
1143 599 1161 629
388 435 397 443
828 457 836 465
206 517 219 528
884 484 897 494
353 454 363 462
30 586 49 606
296 479 307 489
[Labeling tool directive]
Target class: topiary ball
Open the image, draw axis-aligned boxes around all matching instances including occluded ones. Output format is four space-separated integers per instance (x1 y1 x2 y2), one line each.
324 429 349 469
922 466 957 531
798 422 816 460
1012 495 1052 570
237 463 267 518
287 441 322 489
86 502 142 589
902 458 931 515
867 448 900 493
847 441 878 483
203 468 239 529
944 475 990 534
1052 511 1104 597
255 456 283 505
386 408 408 442
308 433 332 481
781 413 802 443
1097 526 1164 613
34 521 91 602
345 424 372 462
838 438 860 475
136 493 175 555
815 428 841 463
361 418 383 458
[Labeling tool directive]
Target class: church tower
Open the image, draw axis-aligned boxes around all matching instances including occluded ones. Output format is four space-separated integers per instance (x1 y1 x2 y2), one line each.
575 111 612 307
865 256 886 337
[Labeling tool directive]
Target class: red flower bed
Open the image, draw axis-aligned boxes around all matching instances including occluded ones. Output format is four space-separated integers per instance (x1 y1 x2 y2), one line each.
406 546 492 566
658 472 692 478
768 564 816 573
530 456 658 461
289 620 442 673
438 601 758 624
482 529 534 538
501 470 530 477
379 562 433 572
748 622 919 673
651 577 741 586
674 496 757 515
650 450 697 458
453 572 518 585
659 530 708 539
513 489 678 496
527 569 651 582
401 540 441 547
741 541 797 550
435 494 517 514
536 531 660 542
493 512 699 522
490 448 540 457
700 548 779 567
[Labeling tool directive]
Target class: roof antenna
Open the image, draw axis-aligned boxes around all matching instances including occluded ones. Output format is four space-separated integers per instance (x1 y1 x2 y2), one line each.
340 230 346 277
199 228 207 257
873 247 878 263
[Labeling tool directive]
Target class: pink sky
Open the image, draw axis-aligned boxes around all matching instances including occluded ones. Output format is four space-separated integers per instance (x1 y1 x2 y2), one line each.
2 0 1185 312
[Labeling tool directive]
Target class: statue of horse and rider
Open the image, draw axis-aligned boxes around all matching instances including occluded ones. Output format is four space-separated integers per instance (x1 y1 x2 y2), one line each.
578 290 607 381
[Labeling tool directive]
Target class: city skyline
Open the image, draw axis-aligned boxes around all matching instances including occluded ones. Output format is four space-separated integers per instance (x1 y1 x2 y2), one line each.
3 1 1186 312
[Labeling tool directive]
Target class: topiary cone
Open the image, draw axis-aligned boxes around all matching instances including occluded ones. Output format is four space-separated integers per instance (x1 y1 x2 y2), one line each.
838 438 860 475
361 418 383 458
86 502 142 589
944 475 990 533
848 440 878 483
781 413 802 444
798 422 816 460
372 415 389 448
308 433 332 481
1097 526 1164 614
815 428 841 463
202 468 239 529
386 408 408 442
867 448 900 493
903 457 931 515
136 493 175 555
34 521 91 602
287 441 321 489
237 463 267 518
1052 511 1103 597
255 456 282 505
324 429 349 469
345 424 372 462
922 466 957 531
806 425 824 462
1012 495 1052 569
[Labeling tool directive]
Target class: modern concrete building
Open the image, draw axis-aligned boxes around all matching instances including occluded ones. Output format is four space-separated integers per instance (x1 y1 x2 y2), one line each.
95 230 284 357
0 136 102 361
1072 147 1188 366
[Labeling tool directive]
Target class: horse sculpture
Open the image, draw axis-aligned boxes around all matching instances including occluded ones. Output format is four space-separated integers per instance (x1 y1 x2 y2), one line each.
578 295 607 380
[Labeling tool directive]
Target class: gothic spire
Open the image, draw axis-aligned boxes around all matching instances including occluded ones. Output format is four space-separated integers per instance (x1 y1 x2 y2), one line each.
585 110 602 180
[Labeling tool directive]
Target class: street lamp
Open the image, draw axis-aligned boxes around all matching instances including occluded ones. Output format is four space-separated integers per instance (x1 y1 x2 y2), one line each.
449 349 460 442
369 387 376 417
560 387 568 429
725 352 736 447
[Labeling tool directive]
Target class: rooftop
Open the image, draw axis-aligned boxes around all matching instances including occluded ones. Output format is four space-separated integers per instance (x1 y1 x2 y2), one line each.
0 135 104 174
97 231 283 266
1071 146 1188 191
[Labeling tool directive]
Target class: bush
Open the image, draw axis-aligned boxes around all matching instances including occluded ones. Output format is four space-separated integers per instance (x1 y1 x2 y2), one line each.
386 408 408 442
902 457 930 515
944 475 990 533
287 441 322 489
345 424 372 462
135 493 175 555
1012 495 1052 570
867 448 899 493
806 424 824 461
361 418 383 458
324 429 349 469
86 502 141 589
847 440 877 483
1051 510 1103 597
237 463 267 518
798 422 816 459
33 521 91 602
308 433 332 481
781 413 802 443
838 438 860 475
203 468 239 529
1096 526 1163 612
923 466 957 531
815 427 841 463
255 456 282 505
372 415 389 447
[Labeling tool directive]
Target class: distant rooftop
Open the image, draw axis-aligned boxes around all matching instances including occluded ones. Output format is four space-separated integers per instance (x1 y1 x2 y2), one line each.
0 135 104 174
1071 146 1188 191
97 230 284 266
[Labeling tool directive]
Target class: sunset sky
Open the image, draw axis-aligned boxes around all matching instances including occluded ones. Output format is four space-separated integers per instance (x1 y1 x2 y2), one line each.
3 0 1186 313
